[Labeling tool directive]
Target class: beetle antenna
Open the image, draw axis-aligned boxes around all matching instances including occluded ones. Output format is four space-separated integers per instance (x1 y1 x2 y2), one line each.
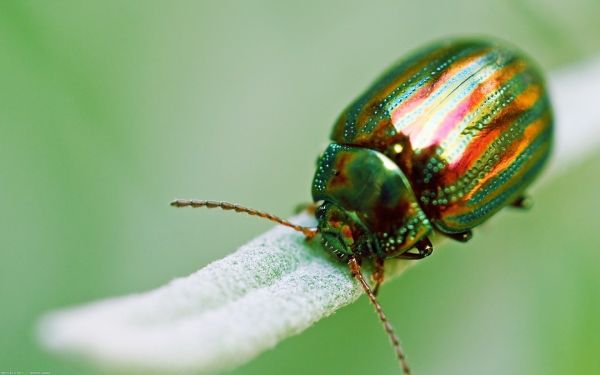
348 257 411 375
170 199 318 239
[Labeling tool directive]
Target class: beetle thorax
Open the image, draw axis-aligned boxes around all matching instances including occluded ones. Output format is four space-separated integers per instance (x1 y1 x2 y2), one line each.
312 143 432 259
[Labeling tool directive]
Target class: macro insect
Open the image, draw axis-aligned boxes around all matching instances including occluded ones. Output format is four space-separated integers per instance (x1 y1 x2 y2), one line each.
172 38 553 374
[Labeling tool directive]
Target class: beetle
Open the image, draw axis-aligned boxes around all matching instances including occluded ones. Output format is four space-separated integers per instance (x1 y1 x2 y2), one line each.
171 38 553 374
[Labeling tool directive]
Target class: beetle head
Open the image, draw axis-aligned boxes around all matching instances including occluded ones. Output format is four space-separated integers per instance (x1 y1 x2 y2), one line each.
312 143 432 258
315 201 377 260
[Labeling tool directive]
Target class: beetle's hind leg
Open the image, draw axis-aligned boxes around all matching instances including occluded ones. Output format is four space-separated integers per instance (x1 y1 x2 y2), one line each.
511 194 533 209
446 230 473 242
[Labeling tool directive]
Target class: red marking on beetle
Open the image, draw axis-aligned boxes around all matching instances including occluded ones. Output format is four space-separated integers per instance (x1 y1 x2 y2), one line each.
329 153 352 188
390 50 491 131
341 225 353 240
433 96 477 145
439 61 527 174
390 84 433 125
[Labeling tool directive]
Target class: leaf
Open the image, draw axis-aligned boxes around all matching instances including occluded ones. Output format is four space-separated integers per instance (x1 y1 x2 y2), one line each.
38 214 415 373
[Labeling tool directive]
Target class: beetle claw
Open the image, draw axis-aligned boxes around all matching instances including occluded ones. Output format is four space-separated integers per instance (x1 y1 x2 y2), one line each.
397 237 434 259
446 230 473 243
511 195 533 209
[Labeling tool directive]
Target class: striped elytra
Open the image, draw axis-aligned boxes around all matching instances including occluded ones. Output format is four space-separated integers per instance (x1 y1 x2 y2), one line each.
313 38 552 260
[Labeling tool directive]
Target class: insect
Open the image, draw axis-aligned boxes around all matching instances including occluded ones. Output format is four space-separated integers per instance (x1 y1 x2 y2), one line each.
172 38 553 374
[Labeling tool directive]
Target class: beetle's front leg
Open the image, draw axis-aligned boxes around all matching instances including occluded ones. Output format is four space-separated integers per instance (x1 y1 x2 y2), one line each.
372 257 385 296
416 237 434 257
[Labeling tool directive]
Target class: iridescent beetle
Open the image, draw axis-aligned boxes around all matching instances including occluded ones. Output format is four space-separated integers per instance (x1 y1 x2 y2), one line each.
172 38 553 374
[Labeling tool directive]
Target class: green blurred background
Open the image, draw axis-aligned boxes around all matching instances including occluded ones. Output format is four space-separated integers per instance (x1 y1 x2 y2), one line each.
1 1 599 374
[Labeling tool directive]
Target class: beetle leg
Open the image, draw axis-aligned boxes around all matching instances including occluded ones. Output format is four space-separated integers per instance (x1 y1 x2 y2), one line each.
397 237 434 259
372 257 385 296
416 237 434 257
511 194 533 209
446 230 473 242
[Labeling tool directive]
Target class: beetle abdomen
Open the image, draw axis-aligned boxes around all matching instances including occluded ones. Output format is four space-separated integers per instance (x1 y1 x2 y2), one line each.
331 39 553 233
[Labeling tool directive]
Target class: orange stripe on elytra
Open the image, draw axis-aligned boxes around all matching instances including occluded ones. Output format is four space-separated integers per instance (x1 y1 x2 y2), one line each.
459 115 548 204
401 57 529 155
440 63 532 185
442 115 550 220
356 46 489 133
355 54 437 130
462 83 541 176
390 51 492 127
